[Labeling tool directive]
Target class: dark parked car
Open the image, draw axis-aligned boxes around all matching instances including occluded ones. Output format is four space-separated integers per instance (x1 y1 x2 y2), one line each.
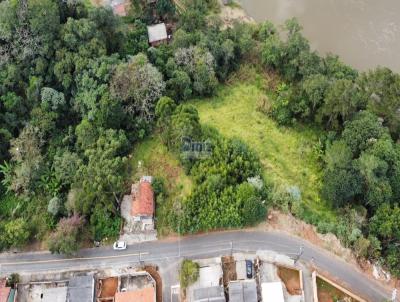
246 260 253 278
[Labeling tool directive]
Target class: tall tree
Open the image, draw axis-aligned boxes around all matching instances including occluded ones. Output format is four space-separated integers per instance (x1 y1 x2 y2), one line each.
110 53 165 123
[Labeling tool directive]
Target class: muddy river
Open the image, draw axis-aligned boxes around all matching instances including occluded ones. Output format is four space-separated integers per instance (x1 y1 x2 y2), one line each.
238 0 400 72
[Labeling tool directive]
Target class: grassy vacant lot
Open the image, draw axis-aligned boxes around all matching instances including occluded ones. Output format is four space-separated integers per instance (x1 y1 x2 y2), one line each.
191 73 335 220
129 135 192 236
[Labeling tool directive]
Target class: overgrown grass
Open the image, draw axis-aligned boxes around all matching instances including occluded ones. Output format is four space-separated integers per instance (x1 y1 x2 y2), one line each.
190 69 336 221
129 135 193 236
316 277 356 302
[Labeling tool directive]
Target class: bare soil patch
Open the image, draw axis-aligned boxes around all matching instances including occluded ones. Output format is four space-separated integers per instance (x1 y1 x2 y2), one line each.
277 266 301 295
144 266 162 302
222 256 237 287
98 277 118 298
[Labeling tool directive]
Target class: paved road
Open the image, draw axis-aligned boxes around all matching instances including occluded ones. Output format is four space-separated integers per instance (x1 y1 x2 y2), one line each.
0 230 393 302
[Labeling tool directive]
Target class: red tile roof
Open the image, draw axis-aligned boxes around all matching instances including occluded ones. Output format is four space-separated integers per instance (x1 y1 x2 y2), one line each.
132 181 154 216
0 287 10 302
115 287 155 302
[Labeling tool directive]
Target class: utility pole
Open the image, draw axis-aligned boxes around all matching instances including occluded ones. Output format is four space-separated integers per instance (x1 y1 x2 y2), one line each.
392 288 397 302
294 245 304 264
230 241 233 256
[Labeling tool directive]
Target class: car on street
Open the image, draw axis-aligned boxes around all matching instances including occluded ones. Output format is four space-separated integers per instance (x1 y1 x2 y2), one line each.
246 260 253 278
113 241 127 250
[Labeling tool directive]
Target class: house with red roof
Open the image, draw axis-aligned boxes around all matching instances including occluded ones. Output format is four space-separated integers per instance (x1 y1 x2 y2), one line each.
120 176 157 242
132 177 154 219
129 176 155 231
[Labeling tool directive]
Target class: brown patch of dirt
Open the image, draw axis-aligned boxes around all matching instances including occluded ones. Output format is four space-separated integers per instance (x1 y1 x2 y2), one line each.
97 277 118 298
144 266 162 302
222 256 237 287
277 266 302 295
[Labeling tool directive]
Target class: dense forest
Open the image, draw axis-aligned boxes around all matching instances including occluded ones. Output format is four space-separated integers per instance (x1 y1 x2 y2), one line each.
0 0 399 276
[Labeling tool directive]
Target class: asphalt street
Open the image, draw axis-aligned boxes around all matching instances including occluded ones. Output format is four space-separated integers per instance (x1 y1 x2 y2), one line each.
0 230 393 302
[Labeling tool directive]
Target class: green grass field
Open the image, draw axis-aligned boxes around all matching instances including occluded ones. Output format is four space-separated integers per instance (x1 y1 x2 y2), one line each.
190 80 335 219
129 135 193 236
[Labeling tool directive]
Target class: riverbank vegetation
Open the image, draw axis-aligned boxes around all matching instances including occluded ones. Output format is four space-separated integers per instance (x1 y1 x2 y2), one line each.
0 0 399 276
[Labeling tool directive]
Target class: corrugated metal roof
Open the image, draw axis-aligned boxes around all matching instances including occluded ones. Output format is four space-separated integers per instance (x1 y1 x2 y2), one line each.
228 280 257 302
147 23 168 43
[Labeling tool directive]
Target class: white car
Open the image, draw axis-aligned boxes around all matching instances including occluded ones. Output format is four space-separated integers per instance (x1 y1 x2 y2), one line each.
113 241 127 250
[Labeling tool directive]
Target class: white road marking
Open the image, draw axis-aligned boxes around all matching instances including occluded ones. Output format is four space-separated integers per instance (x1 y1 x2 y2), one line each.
1 252 149 266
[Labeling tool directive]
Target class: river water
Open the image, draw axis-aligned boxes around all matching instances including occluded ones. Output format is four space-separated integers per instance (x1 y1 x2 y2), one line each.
238 0 400 72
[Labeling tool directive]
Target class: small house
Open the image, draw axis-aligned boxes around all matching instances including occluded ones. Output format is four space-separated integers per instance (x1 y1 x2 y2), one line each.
131 177 155 230
147 23 168 47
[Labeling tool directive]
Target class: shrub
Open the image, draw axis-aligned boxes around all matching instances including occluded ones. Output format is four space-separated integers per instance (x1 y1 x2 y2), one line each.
316 221 336 234
47 196 62 216
4 218 31 248
90 206 121 241
152 177 167 197
180 259 199 289
353 236 370 259
48 215 84 255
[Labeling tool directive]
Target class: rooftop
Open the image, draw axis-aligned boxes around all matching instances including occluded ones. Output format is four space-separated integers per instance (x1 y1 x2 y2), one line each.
147 23 168 43
132 181 154 217
261 282 285 302
30 286 68 302
193 286 225 302
0 287 10 302
115 287 155 302
198 265 222 288
228 280 257 302
67 275 95 302
236 261 247 280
